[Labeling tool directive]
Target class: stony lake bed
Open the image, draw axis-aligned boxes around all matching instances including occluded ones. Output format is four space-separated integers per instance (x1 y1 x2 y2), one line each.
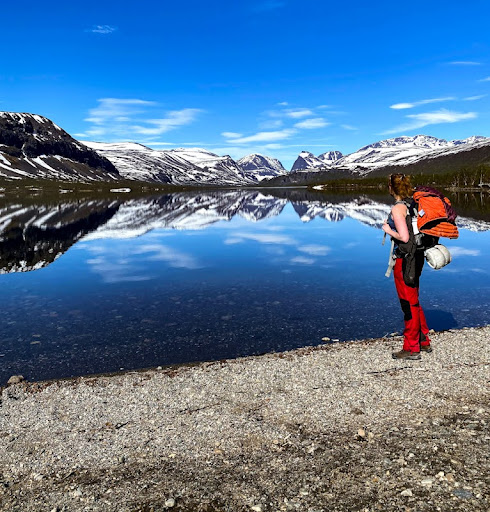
1 326 489 512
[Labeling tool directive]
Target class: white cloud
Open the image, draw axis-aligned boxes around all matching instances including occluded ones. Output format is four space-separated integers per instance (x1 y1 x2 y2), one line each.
277 101 289 106
382 109 477 135
85 98 156 125
259 119 284 129
222 131 243 138
81 98 202 140
341 124 359 131
464 94 487 101
478 77 490 82
89 25 117 34
294 118 329 129
226 129 297 144
132 109 202 136
285 109 314 118
449 61 481 66
390 97 455 110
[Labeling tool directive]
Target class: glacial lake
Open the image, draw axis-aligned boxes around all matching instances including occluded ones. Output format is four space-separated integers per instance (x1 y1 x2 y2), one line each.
1 188 490 384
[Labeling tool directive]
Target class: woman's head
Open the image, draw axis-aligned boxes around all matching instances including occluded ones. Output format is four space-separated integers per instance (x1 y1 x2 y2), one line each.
388 173 413 199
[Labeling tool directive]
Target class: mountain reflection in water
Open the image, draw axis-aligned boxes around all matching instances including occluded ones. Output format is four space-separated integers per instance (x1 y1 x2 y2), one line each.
0 189 489 383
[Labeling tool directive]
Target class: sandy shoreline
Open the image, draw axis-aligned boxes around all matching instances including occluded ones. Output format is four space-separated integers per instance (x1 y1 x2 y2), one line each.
1 327 489 511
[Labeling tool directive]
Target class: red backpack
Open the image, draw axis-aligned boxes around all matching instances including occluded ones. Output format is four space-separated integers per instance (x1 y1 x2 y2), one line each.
412 186 459 240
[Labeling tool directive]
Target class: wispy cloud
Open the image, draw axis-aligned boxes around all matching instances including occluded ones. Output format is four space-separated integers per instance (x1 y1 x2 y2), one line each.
464 94 487 101
294 118 329 129
449 61 481 66
478 76 490 82
80 98 202 140
258 119 284 130
222 131 243 138
390 97 455 110
225 129 297 144
382 109 477 135
285 109 314 118
132 109 202 136
341 124 359 131
88 25 117 34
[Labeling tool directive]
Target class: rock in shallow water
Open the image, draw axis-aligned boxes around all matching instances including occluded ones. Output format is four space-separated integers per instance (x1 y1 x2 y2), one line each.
7 375 25 385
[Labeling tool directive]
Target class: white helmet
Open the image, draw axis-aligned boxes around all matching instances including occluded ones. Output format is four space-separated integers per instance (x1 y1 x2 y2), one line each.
425 244 452 270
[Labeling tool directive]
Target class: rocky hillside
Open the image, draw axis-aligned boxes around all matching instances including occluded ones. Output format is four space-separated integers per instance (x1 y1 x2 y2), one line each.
0 112 120 181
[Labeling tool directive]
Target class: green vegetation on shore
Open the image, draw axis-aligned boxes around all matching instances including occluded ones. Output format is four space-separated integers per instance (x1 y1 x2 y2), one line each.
308 165 490 192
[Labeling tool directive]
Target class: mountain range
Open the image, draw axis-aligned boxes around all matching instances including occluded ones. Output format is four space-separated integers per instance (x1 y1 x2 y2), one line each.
290 135 490 174
1 111 489 186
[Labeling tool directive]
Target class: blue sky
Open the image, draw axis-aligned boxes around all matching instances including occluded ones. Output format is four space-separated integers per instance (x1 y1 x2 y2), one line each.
1 0 490 168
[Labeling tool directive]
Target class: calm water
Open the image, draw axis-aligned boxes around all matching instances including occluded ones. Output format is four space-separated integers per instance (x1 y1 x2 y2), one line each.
1 189 489 383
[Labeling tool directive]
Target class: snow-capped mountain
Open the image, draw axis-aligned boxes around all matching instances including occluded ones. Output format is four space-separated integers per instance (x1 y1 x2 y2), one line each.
291 151 324 171
237 154 286 181
0 112 275 186
0 112 120 181
290 135 490 175
2 111 489 186
83 143 262 186
333 135 490 173
291 150 344 171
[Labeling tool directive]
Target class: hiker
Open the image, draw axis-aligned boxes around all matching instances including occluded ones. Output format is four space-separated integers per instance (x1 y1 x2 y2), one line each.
382 173 432 360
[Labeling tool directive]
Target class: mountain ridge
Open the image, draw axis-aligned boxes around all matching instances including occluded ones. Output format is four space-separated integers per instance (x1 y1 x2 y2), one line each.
1 111 489 186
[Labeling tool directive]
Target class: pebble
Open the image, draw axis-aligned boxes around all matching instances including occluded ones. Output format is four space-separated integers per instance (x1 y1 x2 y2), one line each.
453 489 473 499
251 506 263 512
165 497 176 508
421 478 433 486
7 375 24 385
400 489 413 497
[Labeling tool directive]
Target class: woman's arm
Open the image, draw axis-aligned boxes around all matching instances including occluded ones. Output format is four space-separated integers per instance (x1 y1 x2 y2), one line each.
382 204 410 242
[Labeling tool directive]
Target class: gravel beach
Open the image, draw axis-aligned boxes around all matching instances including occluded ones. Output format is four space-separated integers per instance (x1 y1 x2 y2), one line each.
1 327 489 512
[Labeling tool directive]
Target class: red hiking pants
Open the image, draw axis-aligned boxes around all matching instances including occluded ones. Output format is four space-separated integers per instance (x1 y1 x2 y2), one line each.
393 257 431 352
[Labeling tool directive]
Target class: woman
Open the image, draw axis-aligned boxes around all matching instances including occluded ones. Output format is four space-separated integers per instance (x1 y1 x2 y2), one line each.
382 173 432 360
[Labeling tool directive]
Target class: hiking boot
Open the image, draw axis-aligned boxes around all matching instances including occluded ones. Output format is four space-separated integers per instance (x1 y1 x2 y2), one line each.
420 345 433 353
392 350 421 360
